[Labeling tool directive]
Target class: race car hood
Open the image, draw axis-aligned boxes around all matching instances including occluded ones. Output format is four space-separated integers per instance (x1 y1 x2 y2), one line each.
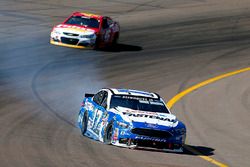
112 106 178 127
53 24 97 35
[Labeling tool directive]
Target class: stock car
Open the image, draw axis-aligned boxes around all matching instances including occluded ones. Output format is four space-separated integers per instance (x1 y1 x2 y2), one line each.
50 12 120 49
78 88 186 152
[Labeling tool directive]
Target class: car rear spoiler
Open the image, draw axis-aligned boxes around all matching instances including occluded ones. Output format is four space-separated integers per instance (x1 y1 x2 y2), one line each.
85 93 94 98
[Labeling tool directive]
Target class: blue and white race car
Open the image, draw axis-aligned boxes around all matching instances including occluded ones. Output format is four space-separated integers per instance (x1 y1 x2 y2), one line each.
78 88 186 152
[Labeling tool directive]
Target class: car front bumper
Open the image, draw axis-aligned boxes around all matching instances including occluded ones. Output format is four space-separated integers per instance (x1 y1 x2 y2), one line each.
111 127 186 152
50 33 96 49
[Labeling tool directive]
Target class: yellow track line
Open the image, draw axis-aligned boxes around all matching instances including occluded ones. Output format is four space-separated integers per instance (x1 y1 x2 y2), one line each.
167 67 250 167
184 145 228 167
167 67 250 109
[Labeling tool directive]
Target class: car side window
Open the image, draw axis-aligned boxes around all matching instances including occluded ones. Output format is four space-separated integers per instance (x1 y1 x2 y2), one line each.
101 91 108 109
93 91 104 105
102 18 109 29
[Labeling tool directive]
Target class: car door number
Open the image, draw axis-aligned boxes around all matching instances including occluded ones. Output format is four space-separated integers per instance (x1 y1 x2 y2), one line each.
103 29 111 42
92 108 103 130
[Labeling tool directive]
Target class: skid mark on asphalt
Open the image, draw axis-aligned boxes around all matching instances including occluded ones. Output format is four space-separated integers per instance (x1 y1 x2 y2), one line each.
31 60 76 128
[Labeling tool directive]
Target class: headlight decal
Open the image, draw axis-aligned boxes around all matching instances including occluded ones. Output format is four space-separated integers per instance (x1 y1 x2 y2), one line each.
80 34 95 38
52 30 61 35
175 128 186 135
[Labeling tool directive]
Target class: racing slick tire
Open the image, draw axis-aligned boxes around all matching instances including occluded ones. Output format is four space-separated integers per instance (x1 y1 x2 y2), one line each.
94 36 101 50
80 113 88 135
103 123 113 145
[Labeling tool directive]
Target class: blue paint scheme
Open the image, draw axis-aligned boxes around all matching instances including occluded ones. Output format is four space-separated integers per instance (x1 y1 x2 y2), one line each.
78 89 186 150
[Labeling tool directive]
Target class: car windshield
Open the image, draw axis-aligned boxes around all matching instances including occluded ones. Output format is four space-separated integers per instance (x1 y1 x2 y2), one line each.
65 16 100 28
110 95 170 113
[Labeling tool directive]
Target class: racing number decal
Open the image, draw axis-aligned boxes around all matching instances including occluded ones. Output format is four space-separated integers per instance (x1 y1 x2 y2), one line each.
103 29 111 42
112 24 119 32
92 108 103 131
90 108 98 128
78 114 83 124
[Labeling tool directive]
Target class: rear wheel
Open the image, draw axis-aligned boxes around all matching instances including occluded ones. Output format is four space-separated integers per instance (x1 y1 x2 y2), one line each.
81 114 88 135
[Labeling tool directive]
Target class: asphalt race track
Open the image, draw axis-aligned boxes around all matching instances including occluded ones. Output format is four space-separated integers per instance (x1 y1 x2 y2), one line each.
1 0 250 167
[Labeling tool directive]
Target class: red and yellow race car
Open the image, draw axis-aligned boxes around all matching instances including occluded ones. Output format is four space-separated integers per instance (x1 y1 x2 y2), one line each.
50 12 120 49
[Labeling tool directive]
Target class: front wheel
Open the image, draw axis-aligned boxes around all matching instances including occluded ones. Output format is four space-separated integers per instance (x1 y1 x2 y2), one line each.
94 36 101 50
80 114 88 135
103 123 113 144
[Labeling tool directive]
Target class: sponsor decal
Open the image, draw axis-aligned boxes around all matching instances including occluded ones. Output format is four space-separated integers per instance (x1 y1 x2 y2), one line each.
122 111 173 122
135 136 167 142
103 29 111 42
119 130 131 136
120 130 125 135
113 128 119 140
112 24 119 32
121 109 156 116
88 120 93 128
120 95 151 101
78 115 83 123
146 123 158 128
86 102 94 111
56 24 95 32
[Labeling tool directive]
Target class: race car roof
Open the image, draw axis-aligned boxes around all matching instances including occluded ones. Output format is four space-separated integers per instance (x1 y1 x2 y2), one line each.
107 88 159 99
72 12 102 20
